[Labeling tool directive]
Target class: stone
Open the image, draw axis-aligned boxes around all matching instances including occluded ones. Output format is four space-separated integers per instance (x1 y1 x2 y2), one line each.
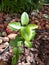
2 37 9 42
4 42 9 46
8 33 17 40
0 39 2 44
2 32 7 37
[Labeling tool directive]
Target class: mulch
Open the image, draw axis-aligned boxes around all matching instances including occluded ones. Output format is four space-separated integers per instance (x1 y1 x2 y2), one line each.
0 5 49 65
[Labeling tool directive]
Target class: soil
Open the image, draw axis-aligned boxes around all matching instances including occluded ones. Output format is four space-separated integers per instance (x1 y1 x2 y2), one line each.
30 5 49 30
34 31 49 65
0 5 49 65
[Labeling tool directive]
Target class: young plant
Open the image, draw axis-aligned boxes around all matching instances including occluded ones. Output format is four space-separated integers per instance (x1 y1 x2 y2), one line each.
8 12 38 65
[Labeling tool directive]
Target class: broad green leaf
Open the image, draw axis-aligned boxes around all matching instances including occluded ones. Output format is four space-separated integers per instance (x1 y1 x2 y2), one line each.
27 24 38 29
20 27 30 41
20 26 36 41
8 22 21 31
24 41 32 48
21 12 29 25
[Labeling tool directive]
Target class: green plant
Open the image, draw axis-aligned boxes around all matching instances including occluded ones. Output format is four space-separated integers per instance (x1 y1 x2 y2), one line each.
8 12 38 65
0 0 45 13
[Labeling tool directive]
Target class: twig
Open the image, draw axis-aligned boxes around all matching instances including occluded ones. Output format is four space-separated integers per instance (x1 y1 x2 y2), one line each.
0 45 9 55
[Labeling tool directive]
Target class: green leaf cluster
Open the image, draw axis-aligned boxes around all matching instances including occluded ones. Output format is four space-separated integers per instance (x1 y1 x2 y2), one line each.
9 12 38 48
8 12 38 65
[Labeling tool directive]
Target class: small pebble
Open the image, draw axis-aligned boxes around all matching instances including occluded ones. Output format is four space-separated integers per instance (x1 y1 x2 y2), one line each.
8 33 17 39
4 42 9 46
2 37 9 42
30 48 38 52
0 39 2 44
26 56 31 62
2 32 7 37
22 62 31 65
11 19 16 22
18 63 22 65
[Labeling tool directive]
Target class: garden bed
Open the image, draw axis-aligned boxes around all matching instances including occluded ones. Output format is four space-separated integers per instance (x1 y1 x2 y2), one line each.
0 5 49 65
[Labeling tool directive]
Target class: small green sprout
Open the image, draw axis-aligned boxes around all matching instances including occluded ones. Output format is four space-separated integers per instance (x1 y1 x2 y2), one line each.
8 12 38 65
